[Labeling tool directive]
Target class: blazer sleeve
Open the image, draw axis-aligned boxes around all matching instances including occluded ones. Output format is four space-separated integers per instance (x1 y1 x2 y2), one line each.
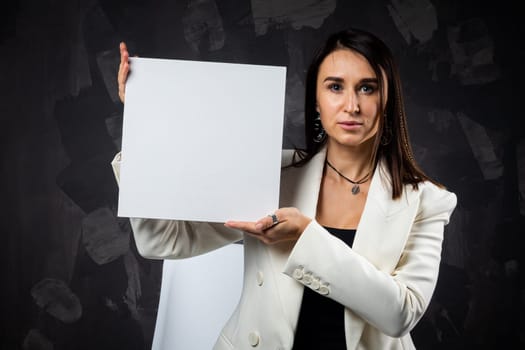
282 183 457 337
111 152 243 259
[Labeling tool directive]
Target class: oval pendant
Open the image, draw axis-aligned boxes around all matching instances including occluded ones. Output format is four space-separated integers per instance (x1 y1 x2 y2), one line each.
351 185 360 195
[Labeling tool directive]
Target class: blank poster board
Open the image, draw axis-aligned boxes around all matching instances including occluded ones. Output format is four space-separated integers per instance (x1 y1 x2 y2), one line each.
118 57 286 222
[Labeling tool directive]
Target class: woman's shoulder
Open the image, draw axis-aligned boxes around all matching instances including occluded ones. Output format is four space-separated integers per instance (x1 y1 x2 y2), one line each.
413 180 457 222
416 180 456 201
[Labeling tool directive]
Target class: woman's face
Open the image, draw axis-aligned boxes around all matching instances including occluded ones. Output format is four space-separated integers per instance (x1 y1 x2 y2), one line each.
316 49 386 149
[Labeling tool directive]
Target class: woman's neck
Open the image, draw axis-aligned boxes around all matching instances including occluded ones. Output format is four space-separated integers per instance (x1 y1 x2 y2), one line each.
325 138 374 180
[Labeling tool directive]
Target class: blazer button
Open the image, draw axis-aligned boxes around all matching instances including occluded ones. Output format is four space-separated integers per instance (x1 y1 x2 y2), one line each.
311 279 320 290
302 274 313 285
292 268 303 280
248 331 260 347
257 271 264 286
319 285 330 295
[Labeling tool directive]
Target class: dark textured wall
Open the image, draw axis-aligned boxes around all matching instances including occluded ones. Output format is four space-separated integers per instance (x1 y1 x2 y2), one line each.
2 0 524 349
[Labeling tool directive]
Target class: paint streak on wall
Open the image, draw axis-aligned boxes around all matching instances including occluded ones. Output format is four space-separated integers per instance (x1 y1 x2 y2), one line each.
428 109 456 133
387 0 437 44
448 18 500 85
81 207 130 265
23 329 54 350
31 278 82 323
250 0 336 36
183 0 225 53
458 113 503 180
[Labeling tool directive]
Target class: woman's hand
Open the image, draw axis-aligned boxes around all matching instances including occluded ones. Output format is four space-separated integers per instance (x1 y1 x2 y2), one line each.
118 42 130 103
224 207 312 245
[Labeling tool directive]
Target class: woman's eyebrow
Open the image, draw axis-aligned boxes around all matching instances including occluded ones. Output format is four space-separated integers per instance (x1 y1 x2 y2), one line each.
360 78 378 84
322 77 379 84
323 76 344 83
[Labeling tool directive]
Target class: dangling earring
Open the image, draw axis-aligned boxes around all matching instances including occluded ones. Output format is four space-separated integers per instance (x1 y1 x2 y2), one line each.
380 114 392 146
313 112 326 143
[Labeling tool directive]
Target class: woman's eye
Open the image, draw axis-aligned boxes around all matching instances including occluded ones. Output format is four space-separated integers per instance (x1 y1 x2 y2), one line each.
328 83 342 92
359 84 375 94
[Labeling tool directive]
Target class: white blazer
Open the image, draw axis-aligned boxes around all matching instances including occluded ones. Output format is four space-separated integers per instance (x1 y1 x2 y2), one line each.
112 146 457 350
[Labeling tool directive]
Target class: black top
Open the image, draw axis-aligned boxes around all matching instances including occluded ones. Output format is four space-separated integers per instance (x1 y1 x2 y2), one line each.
292 227 356 350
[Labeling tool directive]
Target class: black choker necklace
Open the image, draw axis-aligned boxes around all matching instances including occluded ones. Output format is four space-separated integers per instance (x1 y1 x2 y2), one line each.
325 160 370 195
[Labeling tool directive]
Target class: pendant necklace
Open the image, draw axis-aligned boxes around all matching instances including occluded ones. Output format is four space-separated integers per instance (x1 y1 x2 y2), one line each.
325 160 370 195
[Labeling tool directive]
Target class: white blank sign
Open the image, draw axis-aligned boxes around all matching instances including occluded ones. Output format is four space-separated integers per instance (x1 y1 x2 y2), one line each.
118 57 286 222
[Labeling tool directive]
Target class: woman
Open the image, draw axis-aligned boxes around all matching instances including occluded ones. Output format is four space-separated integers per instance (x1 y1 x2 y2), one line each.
114 28 457 349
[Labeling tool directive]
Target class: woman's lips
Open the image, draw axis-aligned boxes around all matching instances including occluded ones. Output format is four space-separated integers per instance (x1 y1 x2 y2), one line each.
338 121 362 130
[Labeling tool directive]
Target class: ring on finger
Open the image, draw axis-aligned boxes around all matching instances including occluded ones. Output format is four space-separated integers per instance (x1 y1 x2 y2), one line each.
268 213 279 227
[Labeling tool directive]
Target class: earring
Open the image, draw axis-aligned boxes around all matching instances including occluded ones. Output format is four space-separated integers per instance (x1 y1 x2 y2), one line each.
313 112 326 143
380 114 392 146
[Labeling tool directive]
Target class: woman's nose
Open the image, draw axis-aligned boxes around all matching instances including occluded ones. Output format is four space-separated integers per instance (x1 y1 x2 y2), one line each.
343 93 360 114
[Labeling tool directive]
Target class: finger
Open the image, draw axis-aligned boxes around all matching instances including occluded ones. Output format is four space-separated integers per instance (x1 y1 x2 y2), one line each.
119 42 129 62
255 213 280 231
118 66 127 103
118 42 130 80
119 58 129 81
118 49 129 77
118 61 129 85
117 47 130 103
224 220 262 234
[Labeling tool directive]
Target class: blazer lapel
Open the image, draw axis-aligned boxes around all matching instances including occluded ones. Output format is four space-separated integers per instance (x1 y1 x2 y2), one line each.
353 161 417 271
265 147 328 332
346 161 419 349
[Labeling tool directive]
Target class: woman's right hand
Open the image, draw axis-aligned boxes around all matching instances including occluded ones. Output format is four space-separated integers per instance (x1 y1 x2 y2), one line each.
118 42 130 103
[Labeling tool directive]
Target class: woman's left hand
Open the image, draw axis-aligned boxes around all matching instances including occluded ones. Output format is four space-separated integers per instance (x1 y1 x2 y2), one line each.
224 207 312 245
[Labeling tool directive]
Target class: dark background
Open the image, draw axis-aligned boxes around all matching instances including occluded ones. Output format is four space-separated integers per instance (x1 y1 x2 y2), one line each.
2 0 524 349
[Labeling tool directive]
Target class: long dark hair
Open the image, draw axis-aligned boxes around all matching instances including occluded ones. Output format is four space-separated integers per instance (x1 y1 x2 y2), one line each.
294 28 442 199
